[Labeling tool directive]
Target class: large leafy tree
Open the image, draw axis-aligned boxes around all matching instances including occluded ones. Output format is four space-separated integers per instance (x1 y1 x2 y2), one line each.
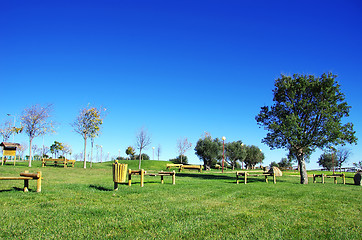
225 141 246 170
244 145 264 169
317 153 335 170
256 73 357 184
21 104 55 167
195 135 222 170
72 106 105 169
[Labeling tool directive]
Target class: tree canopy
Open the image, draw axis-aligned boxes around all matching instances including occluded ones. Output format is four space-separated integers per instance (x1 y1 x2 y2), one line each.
244 145 264 169
225 141 246 170
256 73 357 184
195 135 222 170
21 104 54 167
72 106 105 168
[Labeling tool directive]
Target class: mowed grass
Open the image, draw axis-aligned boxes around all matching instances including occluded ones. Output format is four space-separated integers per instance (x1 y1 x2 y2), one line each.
0 160 361 239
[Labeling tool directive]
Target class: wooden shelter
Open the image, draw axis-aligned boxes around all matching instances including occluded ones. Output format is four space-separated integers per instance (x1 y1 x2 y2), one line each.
1 142 20 166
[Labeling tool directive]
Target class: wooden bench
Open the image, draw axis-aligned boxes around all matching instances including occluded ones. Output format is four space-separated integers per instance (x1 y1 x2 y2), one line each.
42 158 76 168
127 169 176 188
147 171 176 185
166 164 183 170
180 165 202 172
236 171 276 184
313 173 345 184
0 171 42 192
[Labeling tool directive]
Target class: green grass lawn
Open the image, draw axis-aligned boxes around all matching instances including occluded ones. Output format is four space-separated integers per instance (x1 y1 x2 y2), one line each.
0 160 361 239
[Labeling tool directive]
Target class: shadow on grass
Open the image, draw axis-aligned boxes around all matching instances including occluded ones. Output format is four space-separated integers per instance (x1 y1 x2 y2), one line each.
177 173 235 181
176 172 288 184
89 184 113 191
0 187 27 192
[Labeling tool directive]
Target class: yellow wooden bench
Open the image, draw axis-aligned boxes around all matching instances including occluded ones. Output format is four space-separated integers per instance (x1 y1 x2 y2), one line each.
42 158 75 168
127 169 176 187
313 173 345 184
180 165 202 172
236 171 276 184
0 171 42 192
166 164 183 170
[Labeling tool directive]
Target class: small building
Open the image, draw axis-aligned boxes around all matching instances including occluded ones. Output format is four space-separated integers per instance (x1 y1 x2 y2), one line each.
1 142 20 166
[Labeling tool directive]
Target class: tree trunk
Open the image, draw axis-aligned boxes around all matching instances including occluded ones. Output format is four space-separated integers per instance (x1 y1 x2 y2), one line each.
83 137 87 169
297 151 308 184
180 155 183 164
28 138 33 167
138 149 142 169
90 139 93 168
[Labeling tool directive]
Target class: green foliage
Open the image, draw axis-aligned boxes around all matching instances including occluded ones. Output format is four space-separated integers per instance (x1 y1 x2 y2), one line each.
72 106 105 168
256 73 357 184
125 146 136 159
50 141 64 158
194 135 222 169
278 157 293 168
225 141 246 170
244 145 264 169
169 155 188 164
317 153 335 170
270 161 279 168
134 153 150 160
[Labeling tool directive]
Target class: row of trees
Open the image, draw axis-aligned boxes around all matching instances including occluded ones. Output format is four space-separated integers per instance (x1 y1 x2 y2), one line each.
194 133 265 170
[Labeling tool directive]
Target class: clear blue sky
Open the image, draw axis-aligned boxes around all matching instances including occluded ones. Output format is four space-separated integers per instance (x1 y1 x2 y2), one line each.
1 0 361 169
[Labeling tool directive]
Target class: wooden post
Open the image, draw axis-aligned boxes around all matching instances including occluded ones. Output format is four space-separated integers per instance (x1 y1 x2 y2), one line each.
161 175 164 184
322 174 325 184
128 169 132 186
334 176 337 184
313 174 316 183
140 169 144 187
114 182 118 191
244 172 247 184
1 155 4 166
273 172 276 184
236 172 239 184
36 171 42 192
343 173 345 184
24 179 29 192
172 170 176 185
265 174 268 183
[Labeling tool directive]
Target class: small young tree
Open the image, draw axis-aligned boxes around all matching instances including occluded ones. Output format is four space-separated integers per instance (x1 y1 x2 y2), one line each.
0 120 14 142
125 146 136 159
335 147 352 169
72 106 105 169
135 127 151 169
21 104 55 167
177 137 192 164
50 141 63 158
353 161 362 169
157 144 161 160
16 142 28 159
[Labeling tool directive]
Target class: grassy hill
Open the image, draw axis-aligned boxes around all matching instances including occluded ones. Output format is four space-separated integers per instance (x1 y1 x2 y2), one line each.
0 160 360 239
